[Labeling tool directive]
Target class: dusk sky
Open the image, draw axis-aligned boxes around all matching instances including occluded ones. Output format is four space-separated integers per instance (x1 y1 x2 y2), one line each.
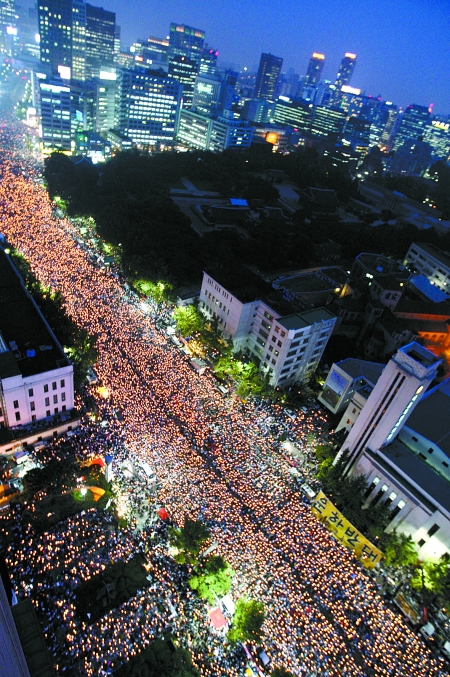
103 0 450 114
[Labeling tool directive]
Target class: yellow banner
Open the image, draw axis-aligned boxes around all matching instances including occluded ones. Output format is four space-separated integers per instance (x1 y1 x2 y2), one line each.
311 491 383 568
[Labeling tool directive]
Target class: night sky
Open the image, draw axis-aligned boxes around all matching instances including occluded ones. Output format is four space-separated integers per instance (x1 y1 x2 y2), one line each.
104 0 450 113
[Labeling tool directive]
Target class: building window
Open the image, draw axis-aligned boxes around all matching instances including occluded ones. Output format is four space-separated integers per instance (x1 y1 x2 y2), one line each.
418 539 425 548
269 345 273 352
61 392 66 402
32 415 36 422
46 410 50 417
277 340 282 347
53 395 58 404
52 381 57 390
45 397 50 407
54 407 58 414
28 388 34 397
15 412 20 421
274 326 280 333
30 402 35 411
44 384 49 393
427 524 440 537
13 400 19 409
280 331 286 338
60 379 65 388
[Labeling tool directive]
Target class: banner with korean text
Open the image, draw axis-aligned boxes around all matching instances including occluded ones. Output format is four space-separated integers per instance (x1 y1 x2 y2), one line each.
311 491 383 568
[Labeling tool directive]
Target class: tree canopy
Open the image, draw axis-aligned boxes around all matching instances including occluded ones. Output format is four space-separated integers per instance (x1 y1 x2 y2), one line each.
188 555 234 604
227 598 265 644
168 517 210 565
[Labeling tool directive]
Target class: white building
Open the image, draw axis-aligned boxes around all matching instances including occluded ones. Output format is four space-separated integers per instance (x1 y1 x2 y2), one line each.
199 270 336 387
0 248 75 438
318 358 384 416
336 342 450 559
404 242 450 296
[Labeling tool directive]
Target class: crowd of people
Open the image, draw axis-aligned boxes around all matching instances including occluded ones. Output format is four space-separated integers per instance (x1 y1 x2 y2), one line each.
0 122 448 677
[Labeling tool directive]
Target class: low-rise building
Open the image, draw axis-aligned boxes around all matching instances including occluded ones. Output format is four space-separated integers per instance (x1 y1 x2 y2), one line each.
199 269 336 387
404 242 450 296
0 248 76 449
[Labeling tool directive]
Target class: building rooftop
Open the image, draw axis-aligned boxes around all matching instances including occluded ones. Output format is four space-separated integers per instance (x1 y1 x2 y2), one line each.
354 252 401 276
0 249 70 379
394 298 450 318
404 379 450 459
205 267 292 314
409 274 450 303
336 358 384 386
369 442 443 513
411 242 450 270
279 307 335 330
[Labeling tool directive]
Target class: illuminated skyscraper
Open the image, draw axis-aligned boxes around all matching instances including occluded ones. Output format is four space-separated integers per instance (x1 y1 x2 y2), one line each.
85 3 115 79
393 104 430 151
168 23 205 68
38 0 74 76
200 45 218 75
168 23 205 109
334 53 357 91
305 52 325 86
116 67 182 148
254 52 283 100
0 0 17 54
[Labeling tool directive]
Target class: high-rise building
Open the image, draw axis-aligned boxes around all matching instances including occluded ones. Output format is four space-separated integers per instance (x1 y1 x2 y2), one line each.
200 45 218 75
334 52 357 91
38 0 115 82
254 52 283 100
335 342 441 475
168 54 198 109
85 3 115 79
38 76 72 153
0 0 17 54
94 69 117 135
192 73 222 115
38 0 74 77
305 52 325 86
273 98 313 135
311 106 347 139
423 119 450 161
115 67 182 149
392 104 430 151
168 22 204 68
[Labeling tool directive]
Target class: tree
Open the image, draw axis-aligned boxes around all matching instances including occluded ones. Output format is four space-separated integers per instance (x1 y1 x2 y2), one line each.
168 517 210 565
134 279 173 303
383 532 418 568
227 598 265 644
188 556 234 604
173 306 204 338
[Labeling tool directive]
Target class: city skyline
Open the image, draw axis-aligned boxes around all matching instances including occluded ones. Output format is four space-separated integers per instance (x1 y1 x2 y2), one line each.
99 0 450 114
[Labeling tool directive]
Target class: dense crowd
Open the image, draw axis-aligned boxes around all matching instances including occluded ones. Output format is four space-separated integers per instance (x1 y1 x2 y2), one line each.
0 122 448 677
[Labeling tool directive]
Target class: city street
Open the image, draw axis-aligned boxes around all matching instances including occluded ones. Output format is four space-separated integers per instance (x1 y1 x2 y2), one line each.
0 122 447 677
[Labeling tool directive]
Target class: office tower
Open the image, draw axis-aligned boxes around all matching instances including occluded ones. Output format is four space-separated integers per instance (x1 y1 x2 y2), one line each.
94 69 117 134
168 22 204 68
85 3 115 79
423 119 450 161
144 36 169 69
38 76 72 152
389 137 432 176
336 342 440 475
113 24 120 59
379 105 399 151
38 0 74 76
0 0 17 54
305 52 325 86
334 52 357 91
311 105 347 139
218 69 238 112
168 54 198 108
200 45 218 75
115 67 182 148
273 98 313 134
254 52 283 100
392 103 430 151
192 73 222 114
